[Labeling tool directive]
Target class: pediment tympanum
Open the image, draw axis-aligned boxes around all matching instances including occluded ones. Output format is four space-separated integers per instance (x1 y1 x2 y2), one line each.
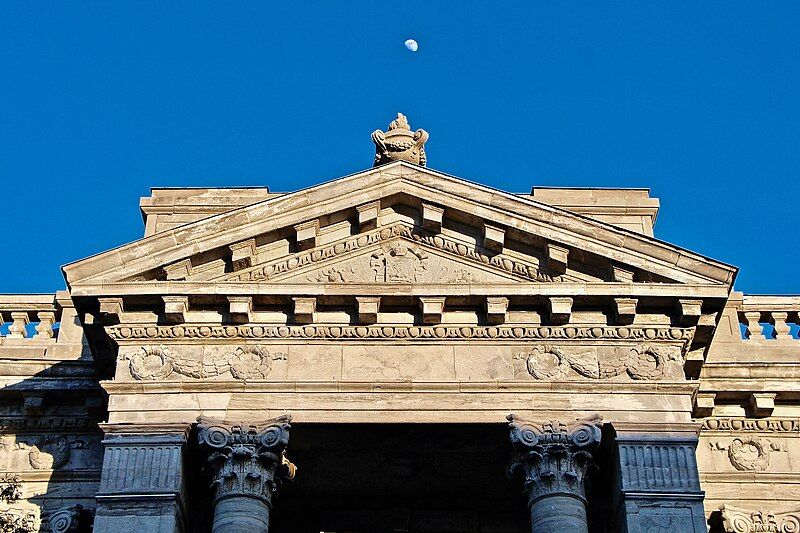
63 162 735 288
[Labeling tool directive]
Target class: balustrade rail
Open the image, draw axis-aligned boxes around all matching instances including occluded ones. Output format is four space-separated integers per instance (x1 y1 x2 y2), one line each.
737 295 800 341
0 295 61 344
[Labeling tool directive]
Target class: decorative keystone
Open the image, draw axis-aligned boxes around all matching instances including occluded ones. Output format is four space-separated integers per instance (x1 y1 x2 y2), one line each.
422 203 444 233
508 414 603 505
357 201 381 232
483 223 505 253
547 297 573 324
419 297 446 324
545 244 569 274
230 239 257 270
356 297 381 324
486 297 509 325
295 220 320 251
197 415 295 510
293 297 316 324
162 296 189 323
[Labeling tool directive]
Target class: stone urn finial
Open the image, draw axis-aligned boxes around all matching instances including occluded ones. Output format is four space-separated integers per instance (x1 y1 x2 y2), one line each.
372 113 429 167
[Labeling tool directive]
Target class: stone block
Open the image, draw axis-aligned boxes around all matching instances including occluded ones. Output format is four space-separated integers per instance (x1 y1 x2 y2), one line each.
419 297 446 324
422 203 444 232
294 219 319 250
483 223 505 252
356 296 381 324
356 201 381 231
293 297 316 324
545 243 569 273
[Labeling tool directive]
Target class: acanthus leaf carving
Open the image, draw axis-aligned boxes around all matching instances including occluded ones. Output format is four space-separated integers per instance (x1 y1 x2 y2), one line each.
508 414 603 504
720 504 800 533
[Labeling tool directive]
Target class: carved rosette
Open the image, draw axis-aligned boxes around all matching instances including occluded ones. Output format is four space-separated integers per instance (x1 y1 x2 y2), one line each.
720 504 800 533
508 414 602 505
197 416 295 507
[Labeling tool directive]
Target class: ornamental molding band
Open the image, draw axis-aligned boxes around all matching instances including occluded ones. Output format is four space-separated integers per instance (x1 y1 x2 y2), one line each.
221 223 564 284
108 324 694 344
372 113 429 167
197 416 295 532
521 343 685 381
122 345 287 380
508 414 603 533
702 418 800 433
710 437 788 471
720 504 800 533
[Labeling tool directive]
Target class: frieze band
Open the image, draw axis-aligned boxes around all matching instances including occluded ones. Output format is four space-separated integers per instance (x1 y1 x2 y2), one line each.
108 323 694 343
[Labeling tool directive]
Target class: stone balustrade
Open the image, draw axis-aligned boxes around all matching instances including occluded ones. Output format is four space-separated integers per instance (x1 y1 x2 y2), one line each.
737 295 800 341
0 294 62 344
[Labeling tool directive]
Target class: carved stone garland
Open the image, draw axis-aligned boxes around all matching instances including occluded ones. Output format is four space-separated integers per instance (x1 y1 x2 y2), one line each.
508 414 603 533
197 416 295 533
523 343 684 381
123 346 286 381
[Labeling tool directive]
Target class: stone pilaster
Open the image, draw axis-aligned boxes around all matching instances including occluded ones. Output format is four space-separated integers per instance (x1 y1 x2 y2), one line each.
197 415 295 533
609 423 707 532
507 414 603 533
94 428 189 533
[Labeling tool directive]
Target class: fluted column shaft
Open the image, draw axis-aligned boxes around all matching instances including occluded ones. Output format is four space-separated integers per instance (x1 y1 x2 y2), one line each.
197 416 295 533
508 414 602 533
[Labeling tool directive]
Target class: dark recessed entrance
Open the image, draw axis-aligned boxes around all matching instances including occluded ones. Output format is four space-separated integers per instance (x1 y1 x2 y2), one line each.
269 424 530 533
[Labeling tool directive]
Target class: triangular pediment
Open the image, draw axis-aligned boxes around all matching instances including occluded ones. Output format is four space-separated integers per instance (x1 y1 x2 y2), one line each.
62 162 736 289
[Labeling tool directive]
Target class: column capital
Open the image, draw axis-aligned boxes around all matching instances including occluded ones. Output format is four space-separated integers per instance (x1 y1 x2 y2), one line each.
508 413 602 505
197 415 295 507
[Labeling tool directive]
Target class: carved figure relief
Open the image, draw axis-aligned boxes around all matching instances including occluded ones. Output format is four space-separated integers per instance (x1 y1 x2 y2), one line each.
372 241 428 282
720 504 800 533
123 345 287 381
711 437 787 471
520 344 685 381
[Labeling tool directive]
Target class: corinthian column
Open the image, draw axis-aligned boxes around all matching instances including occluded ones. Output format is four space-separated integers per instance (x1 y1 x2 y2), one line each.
507 414 603 533
197 416 296 533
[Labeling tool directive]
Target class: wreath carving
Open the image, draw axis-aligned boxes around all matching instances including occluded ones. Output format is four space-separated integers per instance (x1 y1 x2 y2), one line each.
27 435 70 470
126 346 174 380
525 345 569 380
728 437 770 471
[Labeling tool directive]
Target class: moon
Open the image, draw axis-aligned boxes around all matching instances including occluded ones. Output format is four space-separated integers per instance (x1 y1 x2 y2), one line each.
404 39 419 52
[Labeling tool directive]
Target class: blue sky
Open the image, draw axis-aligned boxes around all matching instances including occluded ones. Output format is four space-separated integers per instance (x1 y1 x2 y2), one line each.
1 2 798 293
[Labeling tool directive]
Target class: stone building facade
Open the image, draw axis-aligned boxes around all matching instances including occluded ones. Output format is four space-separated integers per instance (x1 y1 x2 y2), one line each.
0 116 798 532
